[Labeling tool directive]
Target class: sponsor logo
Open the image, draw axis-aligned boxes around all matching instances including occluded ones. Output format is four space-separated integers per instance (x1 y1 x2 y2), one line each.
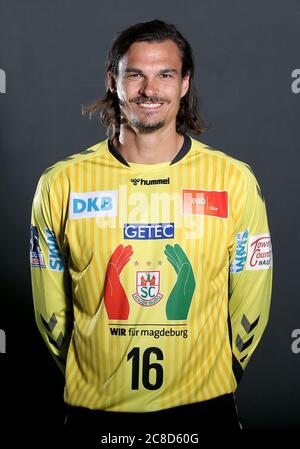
30 225 45 268
69 190 118 219
130 177 170 186
124 223 174 240
230 229 249 273
0 68 6 94
133 271 163 306
182 189 228 218
46 228 66 272
246 233 272 270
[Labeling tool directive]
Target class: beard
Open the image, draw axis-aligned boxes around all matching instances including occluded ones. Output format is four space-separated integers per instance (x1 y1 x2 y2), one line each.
130 117 166 134
120 96 169 134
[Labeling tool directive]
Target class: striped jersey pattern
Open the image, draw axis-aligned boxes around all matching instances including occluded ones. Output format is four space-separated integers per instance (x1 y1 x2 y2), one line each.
30 136 272 412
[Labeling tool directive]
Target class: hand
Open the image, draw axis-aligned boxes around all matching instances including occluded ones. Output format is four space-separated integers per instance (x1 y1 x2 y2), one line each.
164 244 195 320
104 244 133 319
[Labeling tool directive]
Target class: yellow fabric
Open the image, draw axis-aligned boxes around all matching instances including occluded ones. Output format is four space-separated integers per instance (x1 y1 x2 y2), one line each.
30 136 272 412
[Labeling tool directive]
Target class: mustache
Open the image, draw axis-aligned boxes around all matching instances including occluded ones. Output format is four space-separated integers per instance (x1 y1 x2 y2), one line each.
129 96 169 104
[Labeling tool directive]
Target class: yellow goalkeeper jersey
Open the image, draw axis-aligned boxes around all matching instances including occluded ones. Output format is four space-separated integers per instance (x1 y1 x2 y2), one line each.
30 135 272 412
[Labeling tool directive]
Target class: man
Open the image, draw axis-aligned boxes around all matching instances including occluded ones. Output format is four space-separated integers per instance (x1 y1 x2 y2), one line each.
30 20 272 440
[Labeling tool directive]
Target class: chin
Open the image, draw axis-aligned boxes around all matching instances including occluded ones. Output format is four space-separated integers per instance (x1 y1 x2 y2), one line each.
133 120 166 134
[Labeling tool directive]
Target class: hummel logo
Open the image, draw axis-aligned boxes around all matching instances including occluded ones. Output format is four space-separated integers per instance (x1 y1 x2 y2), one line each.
131 178 140 186
130 177 170 186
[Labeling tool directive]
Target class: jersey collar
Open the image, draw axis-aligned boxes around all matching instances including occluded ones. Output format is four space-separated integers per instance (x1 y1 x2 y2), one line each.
108 134 192 167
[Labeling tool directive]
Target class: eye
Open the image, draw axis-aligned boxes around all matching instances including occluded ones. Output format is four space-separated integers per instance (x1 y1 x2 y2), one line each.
161 73 173 78
128 73 142 78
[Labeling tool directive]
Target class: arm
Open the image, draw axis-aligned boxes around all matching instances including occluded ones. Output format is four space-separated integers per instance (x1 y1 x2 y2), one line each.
228 164 273 383
30 171 73 376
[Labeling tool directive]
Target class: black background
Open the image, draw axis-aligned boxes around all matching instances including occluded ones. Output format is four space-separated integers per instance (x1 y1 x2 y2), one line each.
0 0 300 437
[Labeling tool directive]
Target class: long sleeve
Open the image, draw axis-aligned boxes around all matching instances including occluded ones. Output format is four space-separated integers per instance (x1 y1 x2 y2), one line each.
30 171 73 376
228 164 273 383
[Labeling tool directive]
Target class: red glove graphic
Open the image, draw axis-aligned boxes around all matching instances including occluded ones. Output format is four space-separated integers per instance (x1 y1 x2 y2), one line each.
104 244 133 319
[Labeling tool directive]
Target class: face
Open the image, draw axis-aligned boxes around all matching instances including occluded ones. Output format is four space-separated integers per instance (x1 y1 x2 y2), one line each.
108 40 190 134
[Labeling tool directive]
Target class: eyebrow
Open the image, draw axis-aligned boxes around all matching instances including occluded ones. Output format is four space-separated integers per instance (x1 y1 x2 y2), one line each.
124 67 178 75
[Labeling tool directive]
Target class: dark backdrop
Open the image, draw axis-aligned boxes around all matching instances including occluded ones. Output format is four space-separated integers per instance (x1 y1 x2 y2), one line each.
1 0 300 438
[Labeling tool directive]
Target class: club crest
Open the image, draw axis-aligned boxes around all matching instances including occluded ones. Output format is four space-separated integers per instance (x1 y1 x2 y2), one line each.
132 271 163 307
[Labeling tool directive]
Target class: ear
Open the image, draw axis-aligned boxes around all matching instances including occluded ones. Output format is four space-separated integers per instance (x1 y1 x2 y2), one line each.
107 71 117 93
180 73 190 99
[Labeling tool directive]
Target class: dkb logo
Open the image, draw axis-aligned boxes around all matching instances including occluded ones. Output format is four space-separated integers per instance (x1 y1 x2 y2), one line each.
69 190 118 219
0 329 6 353
0 69 6 94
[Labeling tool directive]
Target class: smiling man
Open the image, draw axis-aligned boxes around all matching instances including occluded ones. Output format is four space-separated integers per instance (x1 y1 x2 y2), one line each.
30 20 273 442
109 38 190 162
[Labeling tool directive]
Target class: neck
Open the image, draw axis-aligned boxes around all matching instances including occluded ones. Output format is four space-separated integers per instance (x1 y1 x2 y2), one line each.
113 124 184 164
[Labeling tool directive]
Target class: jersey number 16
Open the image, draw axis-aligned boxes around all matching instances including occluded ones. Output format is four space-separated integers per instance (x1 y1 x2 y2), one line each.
127 347 164 390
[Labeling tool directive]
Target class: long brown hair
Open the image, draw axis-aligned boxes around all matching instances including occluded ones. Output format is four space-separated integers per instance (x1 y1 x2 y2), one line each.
82 20 206 138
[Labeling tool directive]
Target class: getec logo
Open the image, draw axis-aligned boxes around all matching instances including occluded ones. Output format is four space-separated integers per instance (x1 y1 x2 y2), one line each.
124 223 175 240
0 69 6 94
0 329 6 354
70 190 118 219
130 177 170 186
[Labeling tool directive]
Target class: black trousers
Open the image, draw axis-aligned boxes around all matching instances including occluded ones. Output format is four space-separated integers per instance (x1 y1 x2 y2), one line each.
63 394 241 447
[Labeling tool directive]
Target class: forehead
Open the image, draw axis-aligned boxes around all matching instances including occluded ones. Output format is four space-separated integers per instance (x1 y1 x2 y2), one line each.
118 39 183 72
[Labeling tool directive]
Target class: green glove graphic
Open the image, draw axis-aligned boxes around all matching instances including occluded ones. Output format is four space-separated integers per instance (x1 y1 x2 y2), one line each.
164 244 196 320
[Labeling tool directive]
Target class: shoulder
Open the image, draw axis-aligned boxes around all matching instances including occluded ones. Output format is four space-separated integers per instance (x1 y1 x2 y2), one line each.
38 139 108 190
190 137 258 186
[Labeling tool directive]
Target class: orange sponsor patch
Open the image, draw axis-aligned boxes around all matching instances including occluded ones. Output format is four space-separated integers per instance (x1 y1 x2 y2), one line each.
182 189 228 218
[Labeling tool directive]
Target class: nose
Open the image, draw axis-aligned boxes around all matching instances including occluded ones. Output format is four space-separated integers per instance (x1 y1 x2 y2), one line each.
139 76 158 97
